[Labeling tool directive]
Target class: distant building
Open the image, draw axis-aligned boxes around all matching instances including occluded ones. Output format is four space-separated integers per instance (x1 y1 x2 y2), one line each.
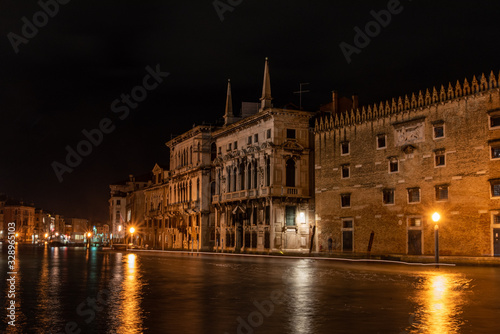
3 200 35 243
109 175 150 242
314 71 500 256
67 218 89 243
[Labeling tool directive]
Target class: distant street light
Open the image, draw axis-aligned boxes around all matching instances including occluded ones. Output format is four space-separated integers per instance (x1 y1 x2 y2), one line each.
129 227 135 246
432 212 441 264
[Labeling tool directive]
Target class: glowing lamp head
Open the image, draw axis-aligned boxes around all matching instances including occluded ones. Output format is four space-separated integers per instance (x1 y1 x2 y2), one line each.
432 212 441 223
15 233 19 237
87 232 92 237
129 227 135 234
44 233 48 238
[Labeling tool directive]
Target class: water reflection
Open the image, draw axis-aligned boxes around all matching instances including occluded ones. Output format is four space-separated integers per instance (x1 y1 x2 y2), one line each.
109 253 145 334
408 272 470 334
287 260 315 334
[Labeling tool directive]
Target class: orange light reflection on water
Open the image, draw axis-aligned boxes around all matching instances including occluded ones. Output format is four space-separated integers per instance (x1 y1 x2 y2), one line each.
115 253 144 334
408 272 470 334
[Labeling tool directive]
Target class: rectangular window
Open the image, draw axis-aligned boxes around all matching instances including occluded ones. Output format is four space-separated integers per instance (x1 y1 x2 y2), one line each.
247 136 252 145
234 141 238 150
341 165 350 179
341 141 350 155
389 159 399 173
116 199 121 205
435 184 449 201
285 206 296 226
377 135 386 149
266 129 272 139
494 214 500 225
228 143 232 151
435 152 445 167
341 193 351 208
408 188 420 203
433 124 445 139
490 179 500 198
218 147 222 155
265 206 270 224
383 189 395 205
491 145 500 160
408 217 422 227
254 134 259 143
286 129 296 139
342 220 353 229
490 115 500 129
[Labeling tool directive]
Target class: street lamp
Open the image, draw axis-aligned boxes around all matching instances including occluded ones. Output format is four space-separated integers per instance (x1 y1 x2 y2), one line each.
129 227 135 246
432 212 441 264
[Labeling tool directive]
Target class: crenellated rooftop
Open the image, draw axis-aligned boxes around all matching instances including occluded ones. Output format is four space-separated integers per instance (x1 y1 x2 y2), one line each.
315 70 499 132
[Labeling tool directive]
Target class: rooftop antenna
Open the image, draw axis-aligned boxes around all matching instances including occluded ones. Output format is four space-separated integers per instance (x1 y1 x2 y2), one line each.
294 82 310 110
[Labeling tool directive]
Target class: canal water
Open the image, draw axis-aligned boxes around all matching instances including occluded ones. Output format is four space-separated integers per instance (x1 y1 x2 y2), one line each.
1 245 500 334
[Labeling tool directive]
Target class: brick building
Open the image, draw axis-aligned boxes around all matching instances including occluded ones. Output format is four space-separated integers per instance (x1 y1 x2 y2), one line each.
315 71 500 257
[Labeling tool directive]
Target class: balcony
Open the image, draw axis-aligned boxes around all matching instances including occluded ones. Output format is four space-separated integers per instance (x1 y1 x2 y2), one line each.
212 186 306 204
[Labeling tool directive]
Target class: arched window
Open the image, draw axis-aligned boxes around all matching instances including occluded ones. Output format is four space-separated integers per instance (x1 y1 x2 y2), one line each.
232 166 237 192
211 142 217 161
227 167 231 193
240 162 246 190
253 160 258 189
189 181 192 201
286 158 296 187
266 156 271 186
190 146 193 164
247 163 252 190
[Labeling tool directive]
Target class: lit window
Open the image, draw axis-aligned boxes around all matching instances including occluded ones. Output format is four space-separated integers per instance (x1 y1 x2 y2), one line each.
433 124 445 139
408 217 422 227
341 165 350 179
341 193 351 208
377 135 386 149
389 159 399 173
408 188 420 203
341 141 350 155
435 184 449 201
383 189 395 205
490 179 500 198
491 145 500 160
286 129 296 139
435 151 445 167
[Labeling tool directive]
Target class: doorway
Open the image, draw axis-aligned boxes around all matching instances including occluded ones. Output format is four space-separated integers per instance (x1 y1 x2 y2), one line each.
408 230 422 255
494 229 500 256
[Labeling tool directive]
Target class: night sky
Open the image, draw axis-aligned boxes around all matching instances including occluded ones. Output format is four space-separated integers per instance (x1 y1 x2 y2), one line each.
1 0 499 222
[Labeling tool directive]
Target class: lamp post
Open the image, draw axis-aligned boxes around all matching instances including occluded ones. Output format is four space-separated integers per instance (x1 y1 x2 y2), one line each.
87 232 92 247
432 212 441 264
129 227 135 246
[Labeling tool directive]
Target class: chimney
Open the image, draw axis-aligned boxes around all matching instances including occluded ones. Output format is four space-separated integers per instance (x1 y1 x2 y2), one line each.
352 94 359 110
332 91 338 113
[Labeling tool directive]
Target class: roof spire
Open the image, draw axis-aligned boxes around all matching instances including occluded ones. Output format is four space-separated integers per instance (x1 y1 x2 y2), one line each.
224 79 237 126
260 57 272 111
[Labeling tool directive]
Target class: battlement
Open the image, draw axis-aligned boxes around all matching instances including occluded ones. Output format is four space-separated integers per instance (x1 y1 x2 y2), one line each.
315 71 499 132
